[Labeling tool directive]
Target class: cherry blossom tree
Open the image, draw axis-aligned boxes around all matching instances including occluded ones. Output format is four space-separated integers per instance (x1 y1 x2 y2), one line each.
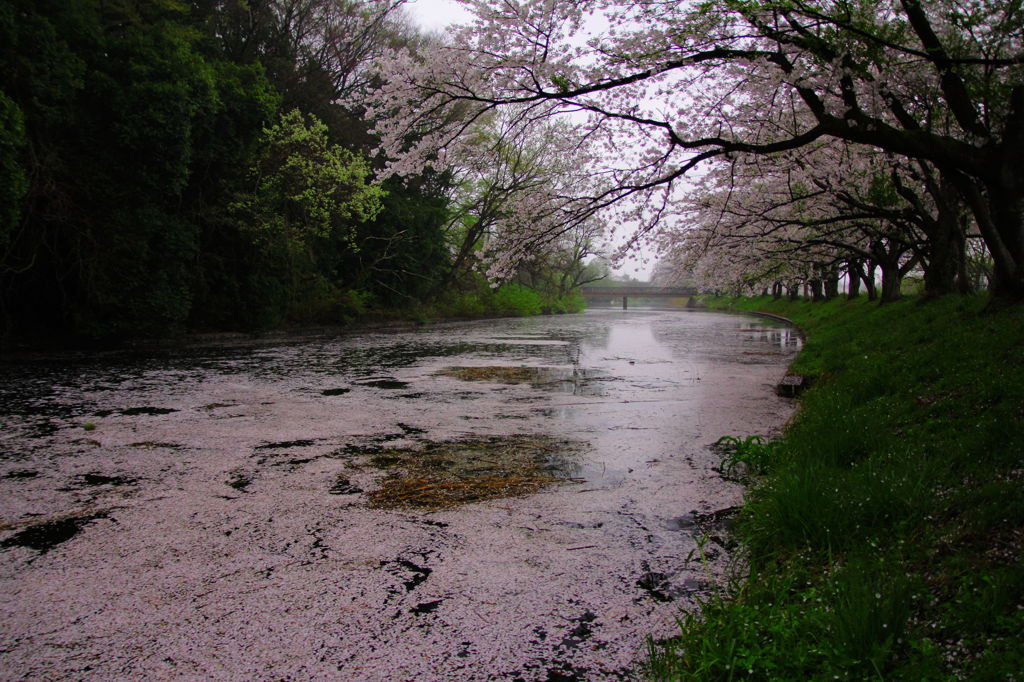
413 107 610 283
365 0 1024 299
650 138 974 302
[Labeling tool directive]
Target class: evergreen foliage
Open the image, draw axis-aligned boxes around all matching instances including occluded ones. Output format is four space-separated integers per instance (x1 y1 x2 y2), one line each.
0 0 588 344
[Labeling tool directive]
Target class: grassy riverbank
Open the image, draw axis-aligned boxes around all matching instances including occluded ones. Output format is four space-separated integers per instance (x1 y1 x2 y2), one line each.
649 295 1024 680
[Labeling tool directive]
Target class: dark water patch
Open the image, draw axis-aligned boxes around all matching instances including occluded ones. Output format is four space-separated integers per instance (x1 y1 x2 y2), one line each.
663 513 697 531
95 407 178 417
389 392 426 400
327 443 383 460
79 473 134 486
256 439 317 450
201 403 237 410
129 441 182 449
514 661 601 682
270 457 315 469
357 379 410 390
339 341 510 373
328 476 362 495
397 423 426 435
558 610 598 650
636 571 673 602
121 407 178 416
25 420 61 438
1 514 104 553
321 388 351 396
381 557 432 592
226 474 251 491
411 599 442 615
3 470 38 479
556 520 604 530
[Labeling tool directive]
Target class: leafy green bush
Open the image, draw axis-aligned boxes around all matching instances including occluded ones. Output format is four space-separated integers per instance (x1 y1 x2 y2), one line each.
492 283 543 316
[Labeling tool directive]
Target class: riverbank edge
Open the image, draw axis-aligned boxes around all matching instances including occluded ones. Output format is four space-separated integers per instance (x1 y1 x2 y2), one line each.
0 308 574 358
646 294 1024 680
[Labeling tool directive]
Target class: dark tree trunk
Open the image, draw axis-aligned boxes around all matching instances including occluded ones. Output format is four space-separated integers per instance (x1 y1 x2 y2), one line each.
772 282 783 299
809 279 824 302
984 184 1024 301
787 283 801 301
879 264 902 303
824 274 840 300
922 173 967 298
863 262 878 301
956 233 974 294
847 260 862 299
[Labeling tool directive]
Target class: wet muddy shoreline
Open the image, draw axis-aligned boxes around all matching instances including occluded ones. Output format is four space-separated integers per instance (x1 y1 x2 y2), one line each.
0 309 799 680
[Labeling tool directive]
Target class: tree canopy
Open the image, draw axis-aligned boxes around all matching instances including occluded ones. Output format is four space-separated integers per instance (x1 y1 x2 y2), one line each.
368 0 1023 300
0 0 594 342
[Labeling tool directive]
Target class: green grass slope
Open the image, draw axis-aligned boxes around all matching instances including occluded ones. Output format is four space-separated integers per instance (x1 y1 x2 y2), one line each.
649 295 1024 681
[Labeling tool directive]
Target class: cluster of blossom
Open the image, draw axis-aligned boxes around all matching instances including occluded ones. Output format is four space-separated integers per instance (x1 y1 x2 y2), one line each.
652 140 935 297
361 0 1023 297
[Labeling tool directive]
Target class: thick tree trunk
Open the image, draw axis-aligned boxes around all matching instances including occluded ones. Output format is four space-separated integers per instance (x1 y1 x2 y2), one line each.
986 90 1024 301
985 185 1024 301
956 233 974 294
809 279 824 302
787 283 800 301
847 260 862 299
772 282 783 299
863 262 878 301
950 133 1024 302
879 262 902 303
922 174 966 298
824 274 840 300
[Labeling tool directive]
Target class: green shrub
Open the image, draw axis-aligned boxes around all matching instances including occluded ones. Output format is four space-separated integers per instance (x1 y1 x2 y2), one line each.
492 283 543 316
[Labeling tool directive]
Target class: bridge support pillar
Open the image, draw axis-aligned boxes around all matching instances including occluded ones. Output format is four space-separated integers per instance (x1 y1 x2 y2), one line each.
622 296 628 310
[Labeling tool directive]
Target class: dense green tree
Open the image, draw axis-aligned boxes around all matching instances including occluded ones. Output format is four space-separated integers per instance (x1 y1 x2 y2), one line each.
0 0 580 344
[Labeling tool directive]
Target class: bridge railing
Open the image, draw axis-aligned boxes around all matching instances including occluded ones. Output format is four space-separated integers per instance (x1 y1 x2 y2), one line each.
579 285 697 310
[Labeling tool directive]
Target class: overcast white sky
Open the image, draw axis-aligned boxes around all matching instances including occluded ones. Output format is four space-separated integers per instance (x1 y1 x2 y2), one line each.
403 0 473 32
401 0 655 281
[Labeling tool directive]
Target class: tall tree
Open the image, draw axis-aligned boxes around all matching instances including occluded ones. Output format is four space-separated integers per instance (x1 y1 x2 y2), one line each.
367 0 1024 300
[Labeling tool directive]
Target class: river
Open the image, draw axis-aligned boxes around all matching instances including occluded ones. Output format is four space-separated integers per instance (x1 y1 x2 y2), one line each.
0 308 799 680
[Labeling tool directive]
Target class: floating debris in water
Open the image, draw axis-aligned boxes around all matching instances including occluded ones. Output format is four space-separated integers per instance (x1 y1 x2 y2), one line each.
321 387 351 396
364 435 585 509
437 366 555 384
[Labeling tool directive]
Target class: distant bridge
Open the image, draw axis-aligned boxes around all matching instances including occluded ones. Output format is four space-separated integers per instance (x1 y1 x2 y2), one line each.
580 285 697 310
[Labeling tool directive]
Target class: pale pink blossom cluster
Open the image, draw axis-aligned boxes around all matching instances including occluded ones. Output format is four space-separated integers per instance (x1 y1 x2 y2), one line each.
359 0 1023 296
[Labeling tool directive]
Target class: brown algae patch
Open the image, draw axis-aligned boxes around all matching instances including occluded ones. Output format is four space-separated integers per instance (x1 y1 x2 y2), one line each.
365 435 585 509
437 366 561 384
